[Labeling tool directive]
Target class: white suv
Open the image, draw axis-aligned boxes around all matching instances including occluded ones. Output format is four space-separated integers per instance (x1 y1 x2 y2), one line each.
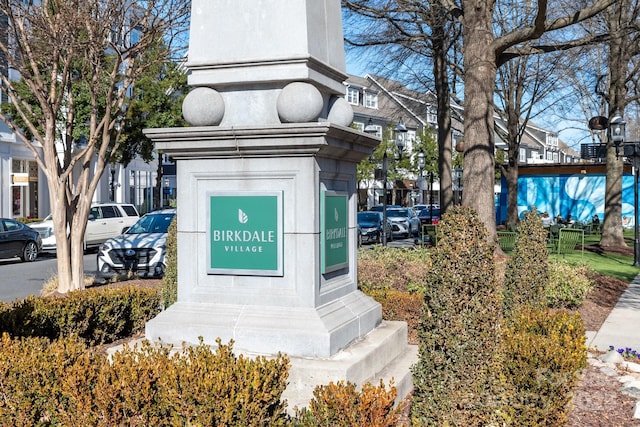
30 203 140 252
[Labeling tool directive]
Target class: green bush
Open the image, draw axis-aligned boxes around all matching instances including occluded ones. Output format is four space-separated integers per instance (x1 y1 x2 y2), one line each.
365 289 423 344
545 261 593 309
0 335 290 426
503 308 586 426
503 208 549 315
357 246 431 293
411 206 510 426
294 380 400 426
0 286 161 346
161 216 178 308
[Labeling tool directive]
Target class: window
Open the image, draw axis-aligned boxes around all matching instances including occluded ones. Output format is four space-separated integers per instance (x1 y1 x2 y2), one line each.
372 125 383 138
364 91 378 109
346 87 360 105
426 106 437 125
519 148 526 163
101 206 120 218
353 122 364 132
546 152 553 161
553 152 559 162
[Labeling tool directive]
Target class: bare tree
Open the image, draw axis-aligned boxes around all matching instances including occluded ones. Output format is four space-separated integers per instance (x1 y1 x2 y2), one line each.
599 0 640 249
342 0 460 213
344 0 616 241
458 0 615 241
0 0 189 293
496 53 561 227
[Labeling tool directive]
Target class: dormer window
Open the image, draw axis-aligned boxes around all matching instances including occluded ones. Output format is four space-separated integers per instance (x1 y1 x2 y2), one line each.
364 91 378 109
347 87 360 105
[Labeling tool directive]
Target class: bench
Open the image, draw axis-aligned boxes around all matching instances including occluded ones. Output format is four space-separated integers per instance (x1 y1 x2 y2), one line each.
557 228 584 257
497 231 517 252
422 224 438 246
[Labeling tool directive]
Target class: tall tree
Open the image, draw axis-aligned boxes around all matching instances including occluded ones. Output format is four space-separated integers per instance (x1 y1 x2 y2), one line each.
496 53 561 227
343 0 617 241
0 0 189 293
119 51 188 209
459 0 615 241
343 0 460 213
599 0 639 249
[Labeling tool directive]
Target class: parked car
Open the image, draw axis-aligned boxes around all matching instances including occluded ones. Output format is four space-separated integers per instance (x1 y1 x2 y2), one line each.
97 209 176 279
386 207 421 238
417 207 441 225
370 204 401 212
0 218 42 262
30 202 140 252
357 211 393 244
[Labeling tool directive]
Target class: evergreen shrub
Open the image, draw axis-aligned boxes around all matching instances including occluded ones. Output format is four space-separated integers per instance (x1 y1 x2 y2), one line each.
0 286 161 346
161 216 178 308
411 206 510 426
357 246 431 293
365 289 423 344
503 208 549 315
294 380 400 426
503 308 587 426
545 261 593 309
0 335 290 426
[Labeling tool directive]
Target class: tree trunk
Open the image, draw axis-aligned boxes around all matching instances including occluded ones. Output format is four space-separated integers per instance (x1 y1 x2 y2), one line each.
462 0 498 241
600 2 628 249
601 146 626 248
432 4 453 214
505 163 519 227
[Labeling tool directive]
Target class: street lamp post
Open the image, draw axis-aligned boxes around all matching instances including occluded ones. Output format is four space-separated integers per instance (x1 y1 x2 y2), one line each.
611 116 639 266
417 149 425 204
429 172 434 222
110 162 117 202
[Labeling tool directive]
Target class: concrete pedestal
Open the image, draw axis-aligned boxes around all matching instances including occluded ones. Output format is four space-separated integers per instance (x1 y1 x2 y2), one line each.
145 123 383 358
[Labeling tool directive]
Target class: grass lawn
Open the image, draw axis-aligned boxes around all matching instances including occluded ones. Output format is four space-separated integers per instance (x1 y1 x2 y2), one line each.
547 229 640 282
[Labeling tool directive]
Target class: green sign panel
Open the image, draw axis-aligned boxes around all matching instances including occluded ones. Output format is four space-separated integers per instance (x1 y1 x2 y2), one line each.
208 191 283 276
321 191 348 273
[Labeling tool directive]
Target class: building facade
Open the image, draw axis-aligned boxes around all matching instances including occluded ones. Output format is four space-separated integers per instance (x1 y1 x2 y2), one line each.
345 73 581 211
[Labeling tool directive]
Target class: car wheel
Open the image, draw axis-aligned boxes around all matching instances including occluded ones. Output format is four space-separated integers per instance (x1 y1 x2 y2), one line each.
21 241 38 262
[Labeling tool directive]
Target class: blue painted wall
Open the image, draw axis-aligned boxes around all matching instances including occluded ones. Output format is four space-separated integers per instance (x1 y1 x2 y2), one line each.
498 173 635 227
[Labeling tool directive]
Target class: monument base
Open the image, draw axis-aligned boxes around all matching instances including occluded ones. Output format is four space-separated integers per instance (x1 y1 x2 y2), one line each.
145 290 382 358
283 320 418 412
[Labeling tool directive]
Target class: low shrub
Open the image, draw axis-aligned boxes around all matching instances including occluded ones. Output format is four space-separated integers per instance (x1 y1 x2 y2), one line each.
0 335 290 426
358 246 431 293
503 307 586 426
545 261 593 309
294 380 400 426
365 289 423 344
0 285 161 346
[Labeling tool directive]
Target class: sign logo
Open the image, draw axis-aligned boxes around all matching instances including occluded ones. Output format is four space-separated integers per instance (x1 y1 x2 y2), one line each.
208 191 283 276
238 209 249 224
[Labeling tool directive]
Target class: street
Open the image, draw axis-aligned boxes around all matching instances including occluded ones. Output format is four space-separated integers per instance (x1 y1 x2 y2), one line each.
0 253 98 303
0 236 423 304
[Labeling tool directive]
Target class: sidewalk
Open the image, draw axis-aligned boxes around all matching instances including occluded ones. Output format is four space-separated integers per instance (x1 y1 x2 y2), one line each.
587 272 640 352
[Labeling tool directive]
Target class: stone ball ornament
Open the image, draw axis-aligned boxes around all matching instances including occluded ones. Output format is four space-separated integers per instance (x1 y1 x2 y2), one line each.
327 96 354 127
182 87 225 126
277 82 323 123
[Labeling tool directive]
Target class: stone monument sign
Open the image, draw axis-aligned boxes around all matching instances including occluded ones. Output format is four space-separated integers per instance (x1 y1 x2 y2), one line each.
144 0 416 408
